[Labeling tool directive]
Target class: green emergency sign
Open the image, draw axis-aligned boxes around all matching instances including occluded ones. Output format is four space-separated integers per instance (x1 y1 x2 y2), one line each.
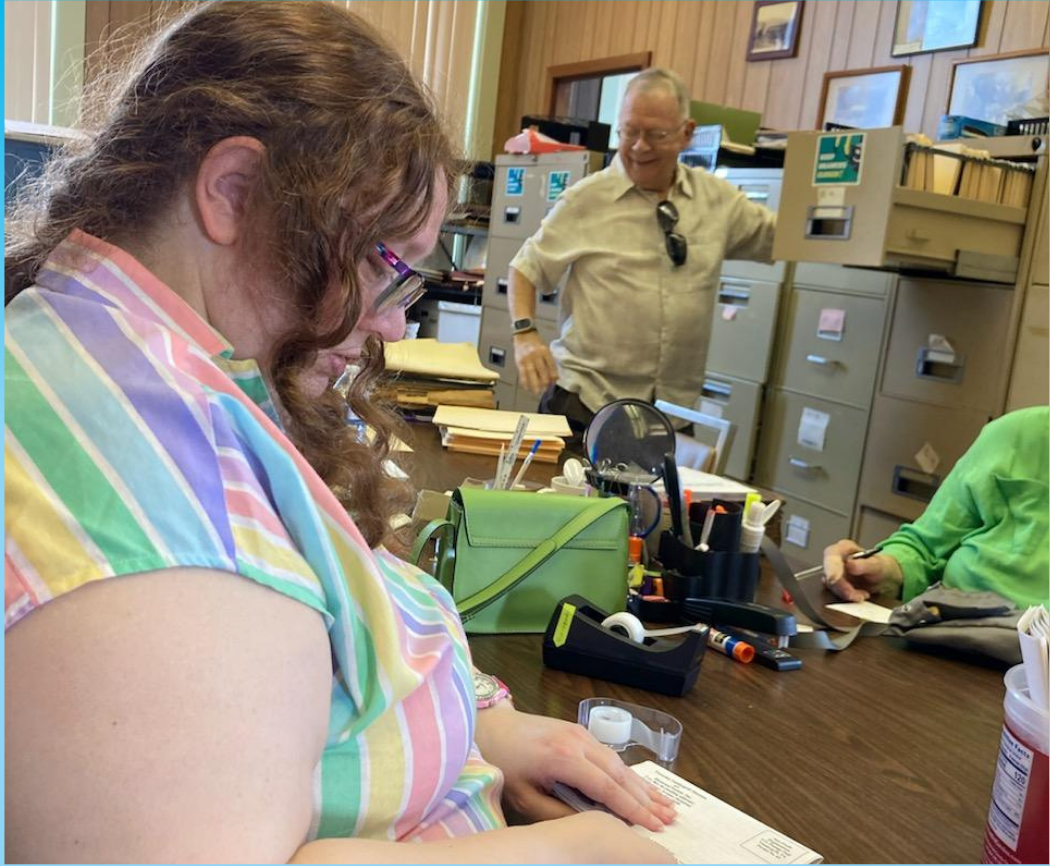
813 133 865 185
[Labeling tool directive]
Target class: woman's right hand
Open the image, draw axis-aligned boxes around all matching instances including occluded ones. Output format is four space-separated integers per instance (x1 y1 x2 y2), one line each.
542 812 677 864
821 539 902 602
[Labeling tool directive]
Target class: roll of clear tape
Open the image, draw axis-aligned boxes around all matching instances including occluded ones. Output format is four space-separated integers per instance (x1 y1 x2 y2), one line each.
601 612 701 644
601 612 646 642
587 705 634 746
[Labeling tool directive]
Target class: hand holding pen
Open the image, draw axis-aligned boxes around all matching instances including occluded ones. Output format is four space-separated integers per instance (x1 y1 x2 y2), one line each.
819 540 902 602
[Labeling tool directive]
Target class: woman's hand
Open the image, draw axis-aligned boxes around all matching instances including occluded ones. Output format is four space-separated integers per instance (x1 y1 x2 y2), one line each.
473 702 676 832
822 539 903 602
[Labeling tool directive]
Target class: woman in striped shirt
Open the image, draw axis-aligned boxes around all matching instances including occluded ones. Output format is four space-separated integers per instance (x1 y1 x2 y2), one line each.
4 2 676 863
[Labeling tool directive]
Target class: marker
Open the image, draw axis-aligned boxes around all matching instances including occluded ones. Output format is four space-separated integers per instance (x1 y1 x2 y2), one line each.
794 545 884 581
707 626 754 663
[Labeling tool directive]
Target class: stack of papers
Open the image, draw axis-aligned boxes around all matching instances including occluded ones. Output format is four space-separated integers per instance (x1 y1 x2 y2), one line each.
431 406 571 464
653 465 757 502
380 339 498 415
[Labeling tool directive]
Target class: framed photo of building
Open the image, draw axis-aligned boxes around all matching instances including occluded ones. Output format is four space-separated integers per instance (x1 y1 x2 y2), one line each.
817 65 911 130
947 49 1049 127
892 0 983 57
747 1 805 62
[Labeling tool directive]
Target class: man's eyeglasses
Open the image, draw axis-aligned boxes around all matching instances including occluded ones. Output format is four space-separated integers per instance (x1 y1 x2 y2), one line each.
617 123 685 146
373 243 427 314
656 200 687 267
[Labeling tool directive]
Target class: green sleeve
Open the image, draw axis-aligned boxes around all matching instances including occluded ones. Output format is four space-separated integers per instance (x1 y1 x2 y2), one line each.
879 425 991 601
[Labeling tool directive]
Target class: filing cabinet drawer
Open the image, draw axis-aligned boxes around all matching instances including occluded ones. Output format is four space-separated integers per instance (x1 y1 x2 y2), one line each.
695 374 762 481
721 260 787 283
482 237 518 312
1007 282 1049 411
854 506 904 551
706 278 780 382
779 497 851 569
792 263 894 297
493 380 516 411
774 288 885 407
857 395 989 523
482 237 561 322
755 389 868 514
479 307 516 385
881 278 1012 412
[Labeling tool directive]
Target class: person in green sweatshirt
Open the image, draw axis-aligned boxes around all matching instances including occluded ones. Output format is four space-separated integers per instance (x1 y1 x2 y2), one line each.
822 406 1049 609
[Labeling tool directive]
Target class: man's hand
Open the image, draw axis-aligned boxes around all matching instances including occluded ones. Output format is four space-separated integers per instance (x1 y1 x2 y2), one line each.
473 702 676 832
513 330 558 394
821 539 903 602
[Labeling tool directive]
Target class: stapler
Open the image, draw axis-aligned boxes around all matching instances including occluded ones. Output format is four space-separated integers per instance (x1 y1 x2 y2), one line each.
681 597 797 637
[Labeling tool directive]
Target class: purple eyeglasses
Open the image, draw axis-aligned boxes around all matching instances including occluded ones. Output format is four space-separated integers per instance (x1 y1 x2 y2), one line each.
373 243 427 314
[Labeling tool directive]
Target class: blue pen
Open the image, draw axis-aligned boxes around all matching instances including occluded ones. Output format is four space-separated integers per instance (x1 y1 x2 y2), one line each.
510 439 543 489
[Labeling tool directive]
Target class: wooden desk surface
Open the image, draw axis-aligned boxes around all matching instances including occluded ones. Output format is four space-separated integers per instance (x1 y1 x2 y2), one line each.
398 421 1008 864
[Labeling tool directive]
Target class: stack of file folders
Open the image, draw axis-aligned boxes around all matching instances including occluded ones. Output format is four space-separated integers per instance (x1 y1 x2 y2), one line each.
903 140 1034 208
431 406 571 464
381 339 499 416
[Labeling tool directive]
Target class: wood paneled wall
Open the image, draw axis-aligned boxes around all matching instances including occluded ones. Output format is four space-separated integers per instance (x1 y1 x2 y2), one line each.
494 0 1049 151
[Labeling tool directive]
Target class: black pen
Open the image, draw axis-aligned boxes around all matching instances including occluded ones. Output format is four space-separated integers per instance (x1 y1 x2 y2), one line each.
794 546 883 581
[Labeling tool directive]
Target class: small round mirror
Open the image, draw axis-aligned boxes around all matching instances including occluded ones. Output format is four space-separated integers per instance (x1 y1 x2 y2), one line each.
583 399 675 483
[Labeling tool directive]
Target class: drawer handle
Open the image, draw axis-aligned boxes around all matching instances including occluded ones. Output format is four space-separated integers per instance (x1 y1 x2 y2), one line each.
905 228 930 244
496 279 508 296
805 354 838 367
539 290 558 305
702 380 733 399
892 465 940 503
717 286 751 306
915 347 964 383
789 457 822 472
488 347 506 368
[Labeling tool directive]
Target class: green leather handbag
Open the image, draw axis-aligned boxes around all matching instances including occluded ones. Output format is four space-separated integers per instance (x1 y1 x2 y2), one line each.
412 487 629 634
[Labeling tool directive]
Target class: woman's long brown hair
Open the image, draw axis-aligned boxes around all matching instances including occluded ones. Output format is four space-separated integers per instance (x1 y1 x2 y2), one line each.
5 1 458 549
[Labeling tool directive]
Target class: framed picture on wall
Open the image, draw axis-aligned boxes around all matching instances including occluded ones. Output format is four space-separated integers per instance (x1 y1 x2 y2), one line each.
891 0 983 57
947 49 1049 127
817 66 911 130
747 1 804 61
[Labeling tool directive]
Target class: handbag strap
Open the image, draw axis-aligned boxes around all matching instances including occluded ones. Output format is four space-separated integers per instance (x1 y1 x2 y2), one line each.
458 497 625 622
411 518 454 570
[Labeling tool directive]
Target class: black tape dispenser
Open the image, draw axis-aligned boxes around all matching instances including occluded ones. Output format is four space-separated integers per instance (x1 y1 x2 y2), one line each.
542 595 707 697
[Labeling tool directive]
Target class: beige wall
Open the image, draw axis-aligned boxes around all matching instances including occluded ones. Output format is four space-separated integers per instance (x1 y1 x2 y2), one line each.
495 0 1049 149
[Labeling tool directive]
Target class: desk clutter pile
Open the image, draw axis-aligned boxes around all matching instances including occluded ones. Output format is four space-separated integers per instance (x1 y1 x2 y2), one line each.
431 405 571 463
381 338 498 415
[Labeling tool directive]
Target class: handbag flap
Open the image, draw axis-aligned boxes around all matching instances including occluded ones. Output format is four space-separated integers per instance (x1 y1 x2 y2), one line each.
454 487 625 549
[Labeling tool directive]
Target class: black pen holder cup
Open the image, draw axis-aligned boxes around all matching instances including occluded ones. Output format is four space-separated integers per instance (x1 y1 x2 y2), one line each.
657 530 760 602
687 499 743 553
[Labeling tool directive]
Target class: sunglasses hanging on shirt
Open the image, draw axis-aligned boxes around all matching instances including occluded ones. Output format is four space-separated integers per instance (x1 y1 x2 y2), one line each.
656 200 687 267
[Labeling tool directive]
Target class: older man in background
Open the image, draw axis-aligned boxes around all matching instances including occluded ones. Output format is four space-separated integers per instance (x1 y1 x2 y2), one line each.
508 67 777 442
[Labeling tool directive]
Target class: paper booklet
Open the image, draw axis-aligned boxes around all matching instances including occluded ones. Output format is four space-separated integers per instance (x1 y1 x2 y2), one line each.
555 762 823 865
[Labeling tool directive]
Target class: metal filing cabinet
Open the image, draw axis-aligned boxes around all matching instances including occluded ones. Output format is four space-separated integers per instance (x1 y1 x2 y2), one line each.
700 168 785 481
482 152 602 412
780 497 852 565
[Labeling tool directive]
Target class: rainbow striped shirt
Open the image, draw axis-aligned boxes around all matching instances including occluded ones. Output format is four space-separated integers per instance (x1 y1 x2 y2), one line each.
4 231 505 842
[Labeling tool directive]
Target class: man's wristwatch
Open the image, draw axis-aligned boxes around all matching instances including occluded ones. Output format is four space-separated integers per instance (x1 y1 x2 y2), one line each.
512 317 537 336
473 670 512 709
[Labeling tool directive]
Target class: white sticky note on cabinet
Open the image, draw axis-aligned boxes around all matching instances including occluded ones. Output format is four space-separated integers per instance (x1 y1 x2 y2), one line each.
797 407 831 451
785 514 811 548
817 307 846 341
699 399 724 419
914 441 941 475
926 333 956 364
817 186 846 207
721 305 738 321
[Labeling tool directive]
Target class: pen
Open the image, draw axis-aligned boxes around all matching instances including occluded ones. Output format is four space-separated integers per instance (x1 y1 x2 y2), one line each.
794 546 883 581
510 439 542 489
501 414 530 489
